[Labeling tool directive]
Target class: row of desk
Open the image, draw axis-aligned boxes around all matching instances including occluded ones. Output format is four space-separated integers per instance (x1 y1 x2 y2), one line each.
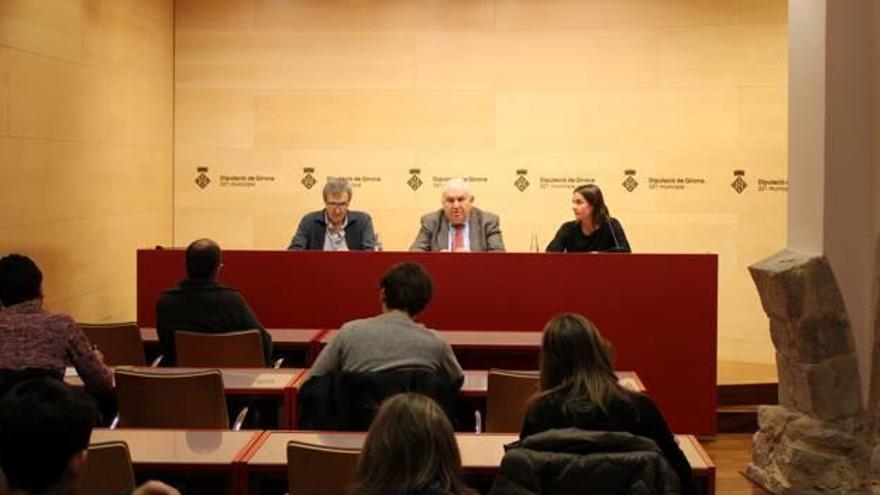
140 327 547 370
91 428 715 495
67 367 645 431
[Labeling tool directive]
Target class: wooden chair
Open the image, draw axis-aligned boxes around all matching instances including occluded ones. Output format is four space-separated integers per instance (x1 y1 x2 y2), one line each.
114 369 247 429
287 440 360 495
175 329 272 368
486 369 540 433
79 322 147 366
77 441 136 495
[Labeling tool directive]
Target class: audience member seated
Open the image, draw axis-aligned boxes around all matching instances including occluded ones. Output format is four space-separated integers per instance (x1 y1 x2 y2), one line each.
518 313 693 494
351 393 477 495
309 262 463 385
155 239 272 366
0 254 112 396
0 377 178 495
302 263 463 429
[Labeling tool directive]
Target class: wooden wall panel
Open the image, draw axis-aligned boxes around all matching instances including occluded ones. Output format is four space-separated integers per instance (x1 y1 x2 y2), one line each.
1 0 173 322
174 0 788 366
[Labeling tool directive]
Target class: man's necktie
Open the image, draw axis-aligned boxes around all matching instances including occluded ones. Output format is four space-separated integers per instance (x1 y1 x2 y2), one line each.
452 224 465 251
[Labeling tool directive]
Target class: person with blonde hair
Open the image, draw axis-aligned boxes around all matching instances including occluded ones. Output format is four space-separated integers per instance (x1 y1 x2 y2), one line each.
352 393 476 495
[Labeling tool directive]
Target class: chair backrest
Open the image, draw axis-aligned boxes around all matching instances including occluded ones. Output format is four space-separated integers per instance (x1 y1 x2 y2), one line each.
287 440 360 495
175 330 265 367
115 369 229 428
79 322 146 366
77 441 136 495
486 369 540 433
298 370 457 431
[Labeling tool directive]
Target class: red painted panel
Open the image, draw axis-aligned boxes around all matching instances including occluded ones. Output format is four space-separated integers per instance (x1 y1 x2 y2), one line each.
138 250 717 435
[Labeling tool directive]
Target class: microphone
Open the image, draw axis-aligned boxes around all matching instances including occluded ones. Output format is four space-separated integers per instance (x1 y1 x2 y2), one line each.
607 218 622 252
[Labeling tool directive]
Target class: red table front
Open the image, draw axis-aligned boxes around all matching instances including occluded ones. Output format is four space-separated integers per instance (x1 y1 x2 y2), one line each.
138 250 717 435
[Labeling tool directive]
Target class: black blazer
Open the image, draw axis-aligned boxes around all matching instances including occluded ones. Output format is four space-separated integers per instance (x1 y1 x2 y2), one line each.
155 279 273 366
298 370 458 430
287 210 377 251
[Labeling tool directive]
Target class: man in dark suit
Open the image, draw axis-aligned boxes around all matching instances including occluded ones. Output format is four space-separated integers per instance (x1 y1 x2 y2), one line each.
287 178 377 251
155 239 272 366
410 178 505 252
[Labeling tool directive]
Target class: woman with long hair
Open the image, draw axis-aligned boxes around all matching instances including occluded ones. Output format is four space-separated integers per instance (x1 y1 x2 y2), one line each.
522 313 692 491
546 183 631 252
352 393 476 495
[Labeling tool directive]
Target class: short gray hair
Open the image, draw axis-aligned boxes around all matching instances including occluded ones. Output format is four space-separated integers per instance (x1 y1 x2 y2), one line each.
323 178 352 202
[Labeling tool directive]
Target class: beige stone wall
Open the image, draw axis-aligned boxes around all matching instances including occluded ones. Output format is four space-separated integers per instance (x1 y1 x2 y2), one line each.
0 0 174 322
174 0 788 365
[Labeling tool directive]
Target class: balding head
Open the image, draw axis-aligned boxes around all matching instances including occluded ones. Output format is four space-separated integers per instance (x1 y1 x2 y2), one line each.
440 178 474 225
185 239 222 279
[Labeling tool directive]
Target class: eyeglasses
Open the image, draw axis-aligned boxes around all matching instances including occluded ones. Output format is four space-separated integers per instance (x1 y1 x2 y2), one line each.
325 201 349 208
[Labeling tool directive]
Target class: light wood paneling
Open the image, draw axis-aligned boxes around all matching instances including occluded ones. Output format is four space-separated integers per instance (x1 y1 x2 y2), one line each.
174 0 788 366
0 0 82 61
0 47 7 135
495 0 741 30
253 91 496 150
1 0 173 323
252 0 495 31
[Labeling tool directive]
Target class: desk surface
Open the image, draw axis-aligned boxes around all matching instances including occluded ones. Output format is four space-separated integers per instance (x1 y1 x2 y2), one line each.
247 431 516 470
140 328 324 345
67 367 305 392
460 370 645 394
245 431 713 475
319 329 542 348
91 428 260 465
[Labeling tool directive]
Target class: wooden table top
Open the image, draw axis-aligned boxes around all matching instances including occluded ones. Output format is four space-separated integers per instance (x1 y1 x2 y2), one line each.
90 428 261 465
319 329 543 348
245 431 713 475
66 367 306 392
246 431 516 470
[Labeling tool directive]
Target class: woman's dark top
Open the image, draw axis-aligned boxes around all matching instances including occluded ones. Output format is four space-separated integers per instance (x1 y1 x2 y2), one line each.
521 389 693 494
545 218 630 253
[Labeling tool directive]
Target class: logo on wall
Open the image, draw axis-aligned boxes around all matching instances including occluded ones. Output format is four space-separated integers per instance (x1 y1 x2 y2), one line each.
731 170 748 194
195 166 211 189
407 168 423 191
622 169 638 192
514 169 530 192
301 167 317 190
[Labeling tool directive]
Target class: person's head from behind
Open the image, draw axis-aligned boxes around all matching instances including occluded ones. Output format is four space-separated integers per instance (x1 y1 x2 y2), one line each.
0 254 43 308
0 377 97 495
354 393 472 495
572 184 610 227
380 262 433 316
540 313 624 414
185 238 222 280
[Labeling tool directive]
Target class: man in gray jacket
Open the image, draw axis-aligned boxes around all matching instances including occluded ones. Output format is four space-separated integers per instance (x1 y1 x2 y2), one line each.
410 177 505 252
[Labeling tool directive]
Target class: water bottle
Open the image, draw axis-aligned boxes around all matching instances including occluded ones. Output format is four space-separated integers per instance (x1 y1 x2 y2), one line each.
529 234 539 253
374 232 383 252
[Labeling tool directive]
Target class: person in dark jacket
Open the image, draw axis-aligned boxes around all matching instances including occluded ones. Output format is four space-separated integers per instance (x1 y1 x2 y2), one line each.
520 313 693 494
546 184 630 253
351 393 476 495
155 239 272 366
287 178 377 251
490 428 682 495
